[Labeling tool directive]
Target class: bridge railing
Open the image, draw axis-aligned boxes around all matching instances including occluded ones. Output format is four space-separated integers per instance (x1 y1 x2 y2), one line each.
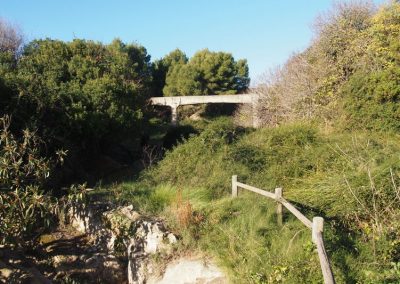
231 175 335 284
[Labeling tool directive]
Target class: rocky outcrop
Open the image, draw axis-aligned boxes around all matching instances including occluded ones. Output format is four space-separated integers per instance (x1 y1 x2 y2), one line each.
67 202 177 284
1 202 227 283
0 257 51 284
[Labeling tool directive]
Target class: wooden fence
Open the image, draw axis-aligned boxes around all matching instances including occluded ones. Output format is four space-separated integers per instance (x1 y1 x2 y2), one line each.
231 175 335 284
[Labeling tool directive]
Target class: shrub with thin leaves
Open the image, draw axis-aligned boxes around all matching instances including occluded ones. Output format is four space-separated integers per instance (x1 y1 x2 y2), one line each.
0 116 65 246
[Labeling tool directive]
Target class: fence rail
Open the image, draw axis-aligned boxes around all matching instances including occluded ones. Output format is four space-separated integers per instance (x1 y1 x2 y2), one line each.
231 175 335 284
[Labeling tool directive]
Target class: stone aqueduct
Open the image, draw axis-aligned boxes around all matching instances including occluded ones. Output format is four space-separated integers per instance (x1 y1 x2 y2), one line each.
149 94 260 128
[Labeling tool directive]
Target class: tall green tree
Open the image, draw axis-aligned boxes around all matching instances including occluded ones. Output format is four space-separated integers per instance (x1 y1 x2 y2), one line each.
163 49 249 96
152 49 187 96
1 38 152 160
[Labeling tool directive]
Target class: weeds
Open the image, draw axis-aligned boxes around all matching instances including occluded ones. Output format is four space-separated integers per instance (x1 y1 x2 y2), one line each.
173 189 193 228
116 118 400 282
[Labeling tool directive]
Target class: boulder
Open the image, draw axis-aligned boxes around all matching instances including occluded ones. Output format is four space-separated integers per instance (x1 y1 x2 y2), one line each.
67 203 178 284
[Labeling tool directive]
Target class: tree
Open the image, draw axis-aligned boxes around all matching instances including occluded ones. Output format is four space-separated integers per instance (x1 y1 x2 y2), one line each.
163 49 249 96
152 49 187 96
341 1 400 131
0 18 23 56
0 18 23 117
163 63 202 96
364 1 400 69
1 38 152 169
256 1 376 127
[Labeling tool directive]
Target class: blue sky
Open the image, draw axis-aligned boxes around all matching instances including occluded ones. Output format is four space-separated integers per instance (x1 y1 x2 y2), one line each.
1 0 384 83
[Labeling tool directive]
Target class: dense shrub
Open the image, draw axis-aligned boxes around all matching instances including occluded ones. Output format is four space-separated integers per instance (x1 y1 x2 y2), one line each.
0 116 63 246
341 69 400 131
13 39 151 150
146 118 247 193
162 124 198 150
340 2 400 132
255 1 375 127
0 38 153 184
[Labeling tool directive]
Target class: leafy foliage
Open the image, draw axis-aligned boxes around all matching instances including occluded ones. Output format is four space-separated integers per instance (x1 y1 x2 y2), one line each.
0 37 154 184
0 116 64 246
13 38 151 149
342 68 400 131
152 49 188 97
366 1 400 68
163 49 249 96
339 2 400 131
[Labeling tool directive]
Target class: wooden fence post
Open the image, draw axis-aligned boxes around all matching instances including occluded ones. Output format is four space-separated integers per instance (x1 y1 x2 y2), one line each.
275 188 283 226
312 217 335 284
232 175 238 197
312 217 323 243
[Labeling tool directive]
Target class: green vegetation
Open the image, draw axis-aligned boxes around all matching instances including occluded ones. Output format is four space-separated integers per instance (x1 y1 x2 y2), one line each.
256 1 400 133
0 116 86 246
0 116 59 245
151 48 188 97
340 2 400 132
113 118 400 283
1 1 400 283
2 38 151 156
0 19 249 248
161 49 249 96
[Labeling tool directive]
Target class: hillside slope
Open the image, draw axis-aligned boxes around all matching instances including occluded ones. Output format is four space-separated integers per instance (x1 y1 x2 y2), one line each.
110 118 400 283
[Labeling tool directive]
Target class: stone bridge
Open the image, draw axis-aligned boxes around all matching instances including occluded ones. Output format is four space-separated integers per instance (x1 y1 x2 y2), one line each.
149 94 260 127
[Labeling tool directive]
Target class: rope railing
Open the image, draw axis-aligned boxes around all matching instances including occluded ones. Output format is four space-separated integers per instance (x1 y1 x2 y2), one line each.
231 175 335 284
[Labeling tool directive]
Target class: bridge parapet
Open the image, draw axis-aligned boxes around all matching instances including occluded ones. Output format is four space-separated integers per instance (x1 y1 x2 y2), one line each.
150 94 256 106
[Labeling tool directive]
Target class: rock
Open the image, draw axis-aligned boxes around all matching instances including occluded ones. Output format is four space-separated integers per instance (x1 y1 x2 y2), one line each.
103 205 140 236
149 258 228 284
0 267 13 279
66 203 227 284
84 255 100 267
0 259 51 284
38 234 58 245
66 203 178 284
53 254 78 268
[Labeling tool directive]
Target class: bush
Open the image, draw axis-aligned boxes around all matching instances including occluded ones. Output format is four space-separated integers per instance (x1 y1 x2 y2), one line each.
0 116 64 246
14 38 150 148
162 124 198 150
145 118 247 193
342 68 400 132
0 38 153 184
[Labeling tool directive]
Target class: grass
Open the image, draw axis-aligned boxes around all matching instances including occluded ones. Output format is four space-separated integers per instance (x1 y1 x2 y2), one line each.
99 117 400 283
107 183 323 283
182 190 323 283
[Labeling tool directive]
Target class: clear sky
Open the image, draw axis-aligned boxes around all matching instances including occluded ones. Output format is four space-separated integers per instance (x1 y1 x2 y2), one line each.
1 0 384 83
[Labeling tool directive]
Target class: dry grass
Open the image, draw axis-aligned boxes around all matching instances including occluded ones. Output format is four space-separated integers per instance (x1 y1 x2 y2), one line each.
173 189 193 228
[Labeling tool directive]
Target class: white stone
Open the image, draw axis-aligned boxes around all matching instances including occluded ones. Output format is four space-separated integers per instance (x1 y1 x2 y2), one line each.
149 258 227 284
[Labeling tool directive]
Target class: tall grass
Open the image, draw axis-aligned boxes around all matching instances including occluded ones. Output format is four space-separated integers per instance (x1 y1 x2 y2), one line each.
111 118 400 283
